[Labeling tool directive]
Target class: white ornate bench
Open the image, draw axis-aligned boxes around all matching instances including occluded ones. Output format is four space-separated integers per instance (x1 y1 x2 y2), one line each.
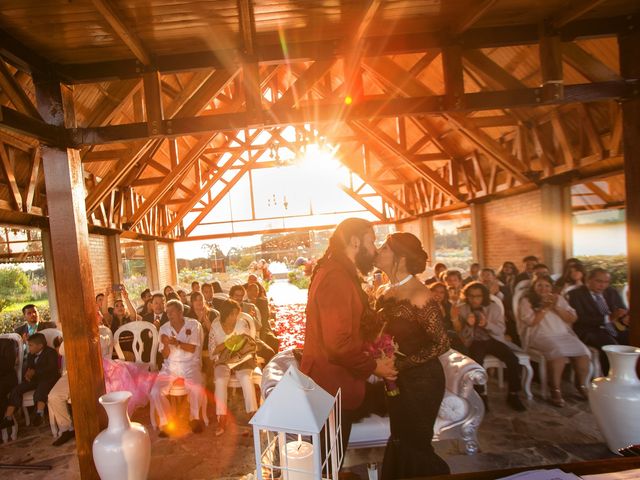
261 348 487 455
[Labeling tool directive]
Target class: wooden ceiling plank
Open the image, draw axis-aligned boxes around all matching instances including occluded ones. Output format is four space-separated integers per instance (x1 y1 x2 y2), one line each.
90 0 152 65
276 60 336 108
0 60 42 119
24 147 40 213
451 0 499 35
0 142 23 211
552 0 608 29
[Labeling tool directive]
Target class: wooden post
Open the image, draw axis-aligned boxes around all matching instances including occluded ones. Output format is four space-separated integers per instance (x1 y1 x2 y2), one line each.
33 74 104 480
108 233 124 285
144 239 160 291
167 241 178 285
40 228 60 326
540 183 572 274
539 22 564 102
619 30 640 347
470 203 484 265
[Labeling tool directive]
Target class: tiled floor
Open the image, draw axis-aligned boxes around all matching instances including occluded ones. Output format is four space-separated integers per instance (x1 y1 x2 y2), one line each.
0 375 617 480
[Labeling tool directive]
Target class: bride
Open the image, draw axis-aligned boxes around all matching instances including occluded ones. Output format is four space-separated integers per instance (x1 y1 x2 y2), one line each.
374 232 451 478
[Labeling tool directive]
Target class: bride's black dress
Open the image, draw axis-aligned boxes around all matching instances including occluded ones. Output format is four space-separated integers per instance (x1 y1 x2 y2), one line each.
377 296 451 479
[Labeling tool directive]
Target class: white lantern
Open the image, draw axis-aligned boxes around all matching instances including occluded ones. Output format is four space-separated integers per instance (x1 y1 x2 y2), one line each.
250 366 342 480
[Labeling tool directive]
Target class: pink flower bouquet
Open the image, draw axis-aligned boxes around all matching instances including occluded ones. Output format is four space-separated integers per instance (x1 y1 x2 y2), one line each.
365 333 400 397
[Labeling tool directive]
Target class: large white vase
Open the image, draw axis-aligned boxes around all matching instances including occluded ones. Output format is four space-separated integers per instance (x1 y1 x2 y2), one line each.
589 345 640 454
93 391 151 480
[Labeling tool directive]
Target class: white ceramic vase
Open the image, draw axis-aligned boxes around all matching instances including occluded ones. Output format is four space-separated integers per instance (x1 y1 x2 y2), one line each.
93 391 151 480
589 345 640 454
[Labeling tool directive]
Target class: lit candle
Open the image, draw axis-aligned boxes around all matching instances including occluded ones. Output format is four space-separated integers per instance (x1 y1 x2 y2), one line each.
283 438 314 480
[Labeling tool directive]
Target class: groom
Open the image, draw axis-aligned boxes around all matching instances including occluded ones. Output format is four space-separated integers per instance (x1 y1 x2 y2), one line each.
301 218 397 470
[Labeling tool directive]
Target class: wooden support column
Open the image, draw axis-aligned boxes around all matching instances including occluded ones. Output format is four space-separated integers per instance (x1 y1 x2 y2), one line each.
40 229 59 326
237 0 261 119
470 203 484 265
539 23 564 101
108 233 124 285
143 71 164 137
442 44 465 109
168 241 178 285
619 30 640 347
144 240 160 291
33 74 104 480
540 183 572 275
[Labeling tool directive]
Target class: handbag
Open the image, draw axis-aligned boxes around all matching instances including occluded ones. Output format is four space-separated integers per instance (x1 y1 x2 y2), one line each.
215 334 257 369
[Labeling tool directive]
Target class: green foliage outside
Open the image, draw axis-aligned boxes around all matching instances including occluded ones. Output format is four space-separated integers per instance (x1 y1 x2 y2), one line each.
577 255 628 289
0 305 51 334
0 267 33 313
288 266 310 290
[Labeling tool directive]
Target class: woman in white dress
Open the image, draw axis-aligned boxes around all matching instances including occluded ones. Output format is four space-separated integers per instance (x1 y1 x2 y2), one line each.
518 275 590 407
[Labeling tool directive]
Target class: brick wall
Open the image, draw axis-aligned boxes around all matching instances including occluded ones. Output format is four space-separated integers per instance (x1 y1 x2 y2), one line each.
481 190 545 270
89 234 113 294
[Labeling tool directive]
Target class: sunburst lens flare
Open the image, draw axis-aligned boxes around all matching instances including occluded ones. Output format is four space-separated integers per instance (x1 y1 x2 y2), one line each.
344 95 353 105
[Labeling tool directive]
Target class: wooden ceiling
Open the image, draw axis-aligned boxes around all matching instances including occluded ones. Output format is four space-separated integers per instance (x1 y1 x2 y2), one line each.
0 0 638 240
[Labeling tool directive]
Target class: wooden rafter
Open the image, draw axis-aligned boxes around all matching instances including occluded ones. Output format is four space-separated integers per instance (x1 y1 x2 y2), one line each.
0 60 41 119
562 42 622 82
552 0 608 29
90 0 152 65
339 184 385 221
451 0 498 35
0 142 23 211
24 147 40 212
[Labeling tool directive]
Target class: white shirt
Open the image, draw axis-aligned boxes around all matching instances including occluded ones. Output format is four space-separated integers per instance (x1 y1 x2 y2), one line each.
159 318 202 375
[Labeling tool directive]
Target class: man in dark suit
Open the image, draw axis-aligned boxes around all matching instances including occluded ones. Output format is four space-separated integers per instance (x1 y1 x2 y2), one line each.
514 255 539 284
301 218 397 469
568 267 630 374
142 293 169 327
0 333 60 431
14 304 56 342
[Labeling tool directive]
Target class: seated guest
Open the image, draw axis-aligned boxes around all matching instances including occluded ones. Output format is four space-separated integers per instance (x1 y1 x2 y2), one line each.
556 261 586 298
189 291 219 384
1 333 60 431
14 304 56 344
457 282 526 411
105 287 142 360
243 274 267 298
142 293 168 328
230 285 276 364
429 282 467 354
425 262 447 285
463 262 481 286
177 289 190 306
136 288 152 316
515 255 539 284
444 269 464 305
480 268 520 345
167 291 191 318
163 285 175 299
0 338 18 429
497 261 519 296
191 281 200 294
246 283 279 355
150 300 205 436
209 299 258 436
515 263 550 294
202 283 215 308
518 275 591 406
568 268 630 374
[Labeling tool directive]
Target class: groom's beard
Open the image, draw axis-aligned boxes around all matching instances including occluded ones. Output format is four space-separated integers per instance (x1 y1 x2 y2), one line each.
355 245 376 276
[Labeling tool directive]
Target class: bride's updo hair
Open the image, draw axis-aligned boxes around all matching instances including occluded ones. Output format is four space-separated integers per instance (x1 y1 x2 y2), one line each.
387 232 429 275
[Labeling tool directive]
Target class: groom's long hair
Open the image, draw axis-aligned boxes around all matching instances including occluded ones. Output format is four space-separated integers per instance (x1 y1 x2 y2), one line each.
310 218 373 285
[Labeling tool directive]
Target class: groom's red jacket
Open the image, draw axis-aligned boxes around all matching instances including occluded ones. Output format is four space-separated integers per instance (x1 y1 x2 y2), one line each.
300 254 376 411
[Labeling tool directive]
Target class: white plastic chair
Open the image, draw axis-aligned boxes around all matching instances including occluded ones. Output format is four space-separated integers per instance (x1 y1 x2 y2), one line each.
98 325 114 359
0 333 22 442
22 328 63 426
114 321 159 371
150 322 208 429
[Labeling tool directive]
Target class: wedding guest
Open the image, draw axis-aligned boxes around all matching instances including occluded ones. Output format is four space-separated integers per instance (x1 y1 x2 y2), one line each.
191 281 201 294
150 300 205 436
457 282 526 411
463 262 481 286
105 287 142 360
166 292 191 318
142 293 168 328
515 255 539 284
480 268 520 345
243 274 267 298
1 333 60 431
137 288 152 316
163 285 175 298
230 285 276 363
429 282 467 354
202 283 215 307
177 289 190 306
568 268 630 374
556 262 587 298
497 261 519 296
444 269 464 303
518 275 591 406
14 304 55 343
189 291 219 388
209 299 258 436
425 263 447 285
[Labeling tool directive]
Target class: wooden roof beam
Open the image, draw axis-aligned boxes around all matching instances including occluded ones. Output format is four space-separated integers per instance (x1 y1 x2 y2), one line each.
562 42 623 83
0 142 23 211
451 0 498 36
0 28 52 76
237 0 261 116
339 184 385 221
552 0 608 29
0 60 42 119
90 0 152 65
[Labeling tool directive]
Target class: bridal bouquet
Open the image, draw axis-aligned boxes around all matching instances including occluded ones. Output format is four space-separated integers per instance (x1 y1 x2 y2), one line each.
365 333 400 397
